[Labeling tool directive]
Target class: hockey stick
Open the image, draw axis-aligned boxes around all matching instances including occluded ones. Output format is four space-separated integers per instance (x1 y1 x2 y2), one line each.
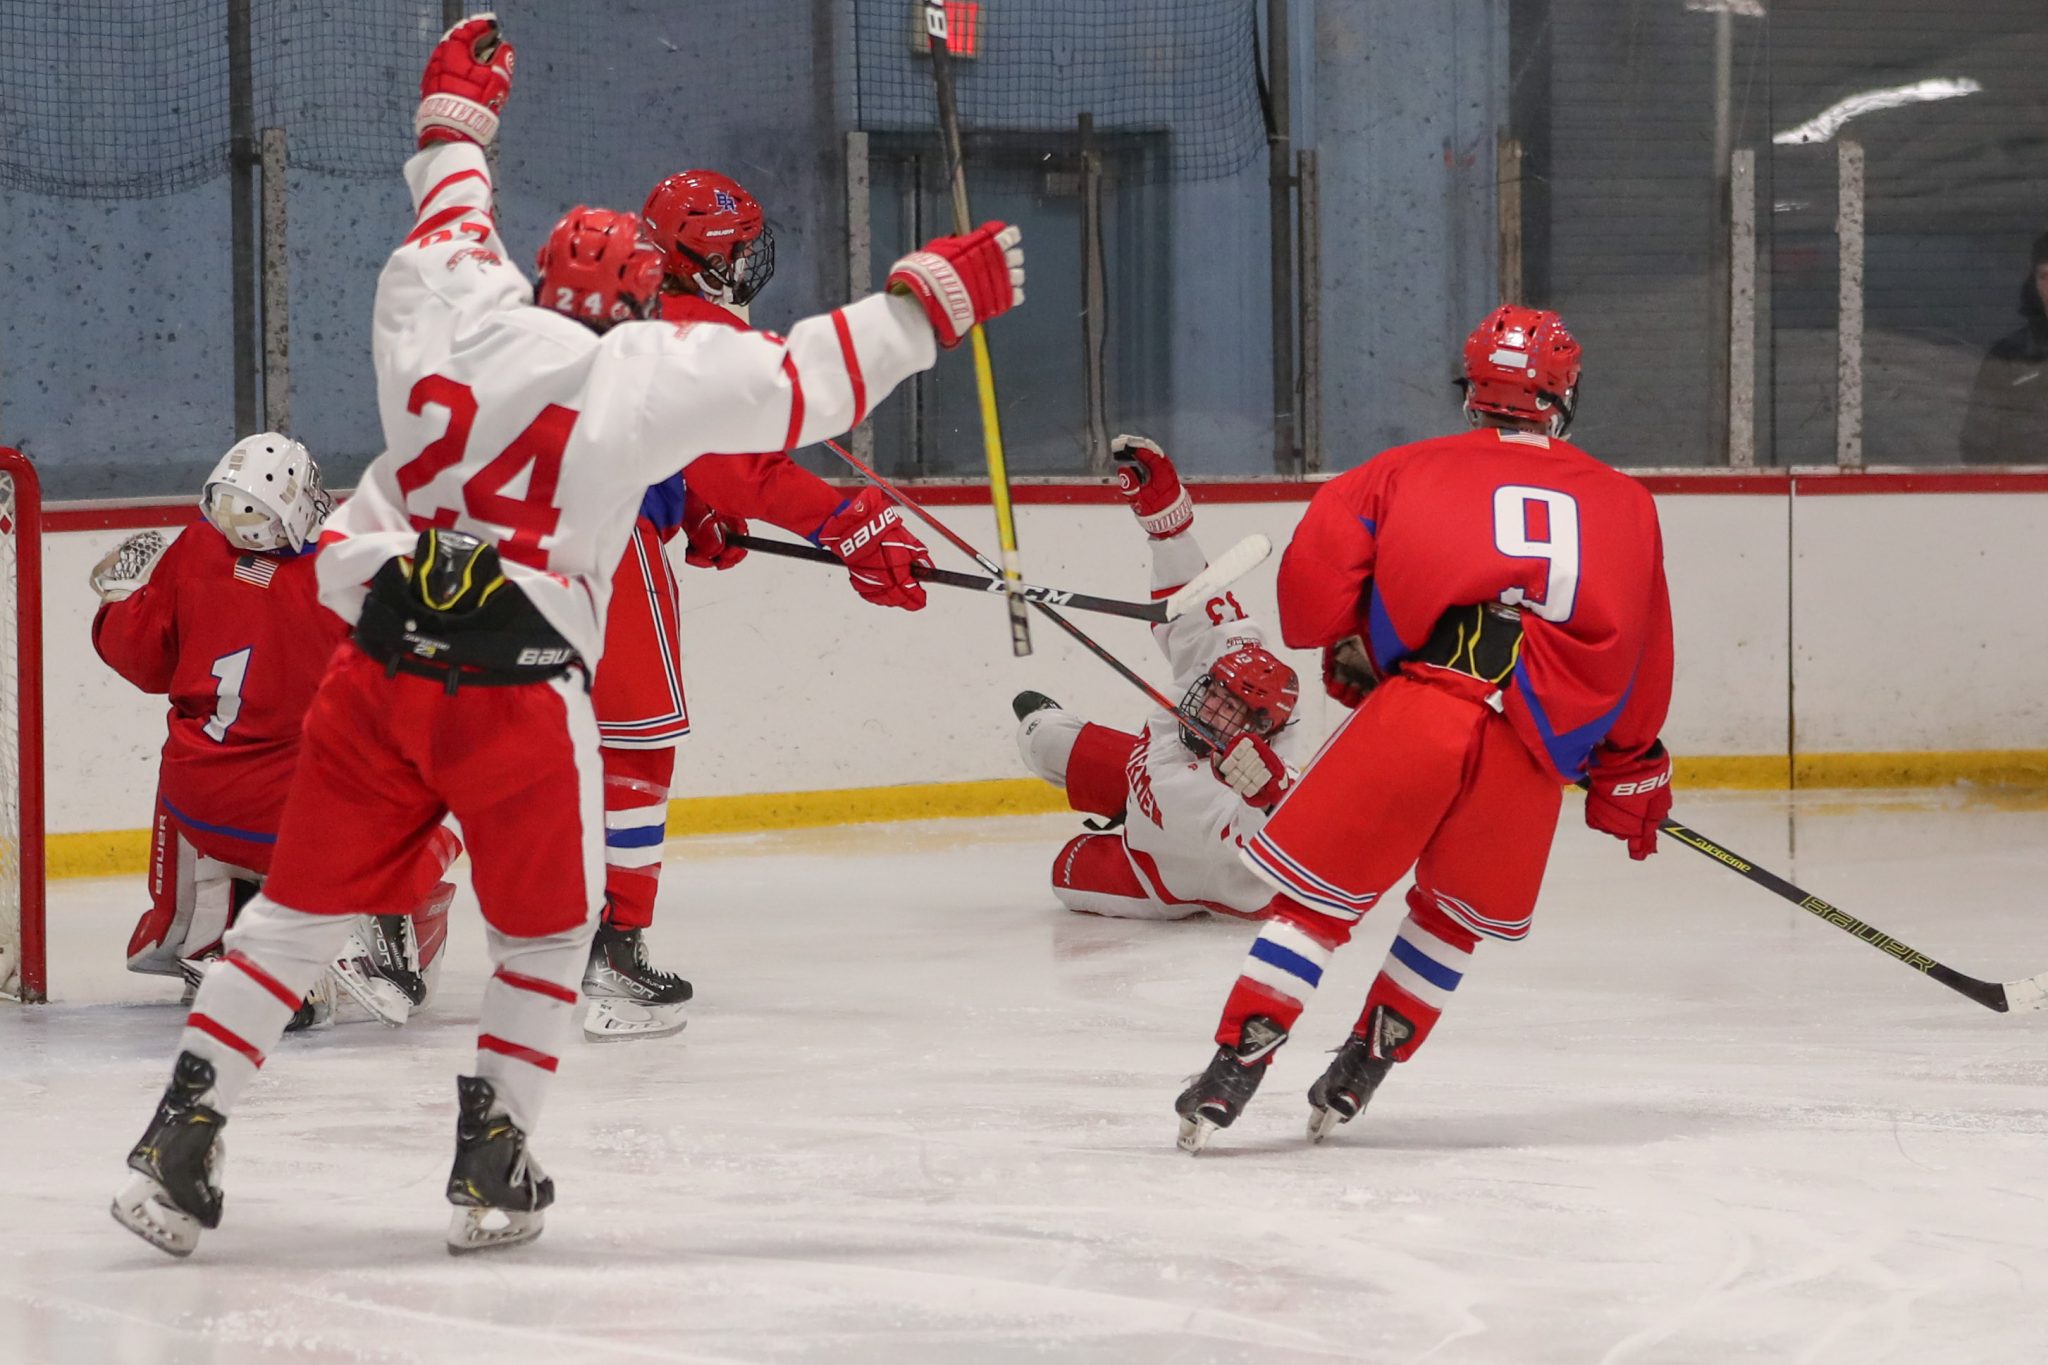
815 438 1229 749
1658 816 2048 1014
922 0 1031 658
734 532 1270 624
817 438 1270 622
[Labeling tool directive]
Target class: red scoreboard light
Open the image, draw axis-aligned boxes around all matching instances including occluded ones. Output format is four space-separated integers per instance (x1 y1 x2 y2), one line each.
913 2 981 59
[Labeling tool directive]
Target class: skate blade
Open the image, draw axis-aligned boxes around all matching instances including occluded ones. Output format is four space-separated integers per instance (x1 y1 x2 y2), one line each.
582 997 687 1042
1176 1114 1219 1154
1307 1104 1344 1144
111 1175 202 1258
446 1205 545 1255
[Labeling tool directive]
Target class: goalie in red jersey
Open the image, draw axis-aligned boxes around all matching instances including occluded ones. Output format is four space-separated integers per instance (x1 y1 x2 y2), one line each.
579 169 936 1040
92 435 457 1026
1174 305 1676 1153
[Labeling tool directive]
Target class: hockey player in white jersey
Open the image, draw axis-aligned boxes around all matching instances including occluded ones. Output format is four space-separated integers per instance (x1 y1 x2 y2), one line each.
1014 436 1305 920
112 13 1024 1258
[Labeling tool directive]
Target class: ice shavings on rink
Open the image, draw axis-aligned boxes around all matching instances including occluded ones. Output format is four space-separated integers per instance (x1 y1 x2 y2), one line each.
4 790 2048 1363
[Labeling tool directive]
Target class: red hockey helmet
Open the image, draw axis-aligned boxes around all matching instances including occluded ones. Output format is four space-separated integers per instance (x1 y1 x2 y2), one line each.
532 206 663 332
1178 644 1301 757
1460 305 1582 435
641 170 775 307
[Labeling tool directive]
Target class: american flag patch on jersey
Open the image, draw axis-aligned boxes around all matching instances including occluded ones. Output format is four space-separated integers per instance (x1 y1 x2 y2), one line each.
232 555 278 588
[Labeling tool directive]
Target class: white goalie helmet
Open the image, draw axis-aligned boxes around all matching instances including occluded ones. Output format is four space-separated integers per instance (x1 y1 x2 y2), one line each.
201 432 334 553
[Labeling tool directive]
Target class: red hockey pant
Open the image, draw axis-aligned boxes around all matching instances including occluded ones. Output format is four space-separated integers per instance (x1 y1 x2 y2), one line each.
1218 669 1562 1058
265 645 601 935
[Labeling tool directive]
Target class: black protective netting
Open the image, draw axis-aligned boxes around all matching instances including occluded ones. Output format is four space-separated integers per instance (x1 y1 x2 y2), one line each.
849 0 1265 183
0 2 231 197
1 1 1266 198
253 1 462 177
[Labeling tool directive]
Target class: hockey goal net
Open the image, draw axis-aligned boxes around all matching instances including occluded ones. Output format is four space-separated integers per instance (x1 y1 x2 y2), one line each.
0 451 45 1003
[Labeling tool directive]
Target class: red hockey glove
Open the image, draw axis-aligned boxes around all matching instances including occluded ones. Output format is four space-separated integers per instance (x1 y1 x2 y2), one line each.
681 488 748 570
416 14 514 149
817 487 933 611
1322 637 1376 709
1110 434 1193 539
1584 740 1673 861
888 222 1024 349
1215 734 1290 808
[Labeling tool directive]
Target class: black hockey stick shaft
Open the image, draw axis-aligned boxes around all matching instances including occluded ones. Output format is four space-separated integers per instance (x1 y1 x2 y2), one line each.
813 439 1226 750
733 534 1166 623
1657 817 2012 1012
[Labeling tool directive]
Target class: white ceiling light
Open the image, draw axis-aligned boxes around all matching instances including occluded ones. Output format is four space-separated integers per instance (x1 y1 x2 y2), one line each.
1773 78 1983 145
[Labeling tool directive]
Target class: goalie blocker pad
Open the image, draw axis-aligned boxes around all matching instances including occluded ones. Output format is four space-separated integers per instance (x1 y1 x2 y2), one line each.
354 528 585 691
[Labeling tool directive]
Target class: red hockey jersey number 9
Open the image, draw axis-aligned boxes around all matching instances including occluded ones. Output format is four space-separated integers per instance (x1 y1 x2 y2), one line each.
396 374 576 570
1491 484 1579 623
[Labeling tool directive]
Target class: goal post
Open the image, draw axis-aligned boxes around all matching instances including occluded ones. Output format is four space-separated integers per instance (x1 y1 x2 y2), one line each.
0 450 46 1003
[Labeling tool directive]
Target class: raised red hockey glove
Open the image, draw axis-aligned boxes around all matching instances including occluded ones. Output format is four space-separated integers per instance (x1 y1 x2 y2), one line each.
1584 740 1673 861
817 487 933 611
416 14 514 149
1322 636 1376 709
887 222 1024 349
1215 734 1290 808
1110 434 1193 539
680 488 748 570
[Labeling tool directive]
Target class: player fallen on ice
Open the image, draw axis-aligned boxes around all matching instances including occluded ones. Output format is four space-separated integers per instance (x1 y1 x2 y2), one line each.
1174 306 1676 1153
1012 435 1305 920
112 12 1023 1256
580 168 936 1041
90 436 457 1027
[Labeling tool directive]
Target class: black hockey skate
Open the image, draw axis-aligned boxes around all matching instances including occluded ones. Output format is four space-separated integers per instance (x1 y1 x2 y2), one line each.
1012 689 1061 721
1306 1004 1413 1143
111 1051 227 1257
582 922 692 1042
1174 1015 1288 1153
446 1076 554 1254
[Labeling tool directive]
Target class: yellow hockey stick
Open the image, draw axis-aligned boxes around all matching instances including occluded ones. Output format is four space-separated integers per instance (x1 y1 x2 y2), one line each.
923 0 1030 656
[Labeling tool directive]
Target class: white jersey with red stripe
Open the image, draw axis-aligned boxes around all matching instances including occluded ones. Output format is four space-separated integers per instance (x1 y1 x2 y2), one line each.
1118 532 1310 915
317 140 935 668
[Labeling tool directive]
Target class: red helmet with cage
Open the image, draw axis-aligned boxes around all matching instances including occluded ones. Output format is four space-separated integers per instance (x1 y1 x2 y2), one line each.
640 170 776 308
532 206 664 332
1460 305 1583 435
1177 644 1301 757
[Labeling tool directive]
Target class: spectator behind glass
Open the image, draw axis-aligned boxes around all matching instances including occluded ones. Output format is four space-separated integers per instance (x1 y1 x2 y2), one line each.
1960 232 2048 464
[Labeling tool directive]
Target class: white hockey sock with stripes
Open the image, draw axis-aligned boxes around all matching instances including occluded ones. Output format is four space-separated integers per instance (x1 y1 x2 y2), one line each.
180 896 358 1110
1358 911 1478 1057
476 923 594 1132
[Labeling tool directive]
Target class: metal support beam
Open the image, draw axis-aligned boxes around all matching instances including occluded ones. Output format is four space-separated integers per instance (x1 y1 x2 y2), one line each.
1297 148 1321 472
1078 114 1110 474
1728 149 1757 467
1497 134 1523 305
845 131 875 469
1836 139 1865 469
228 0 258 438
1266 0 1297 474
260 128 291 434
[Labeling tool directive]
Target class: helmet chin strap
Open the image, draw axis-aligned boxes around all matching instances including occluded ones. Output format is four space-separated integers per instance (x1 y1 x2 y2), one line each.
687 270 748 322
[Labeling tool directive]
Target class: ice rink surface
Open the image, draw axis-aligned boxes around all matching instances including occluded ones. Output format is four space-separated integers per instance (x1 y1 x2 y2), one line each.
4 789 2047 1364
